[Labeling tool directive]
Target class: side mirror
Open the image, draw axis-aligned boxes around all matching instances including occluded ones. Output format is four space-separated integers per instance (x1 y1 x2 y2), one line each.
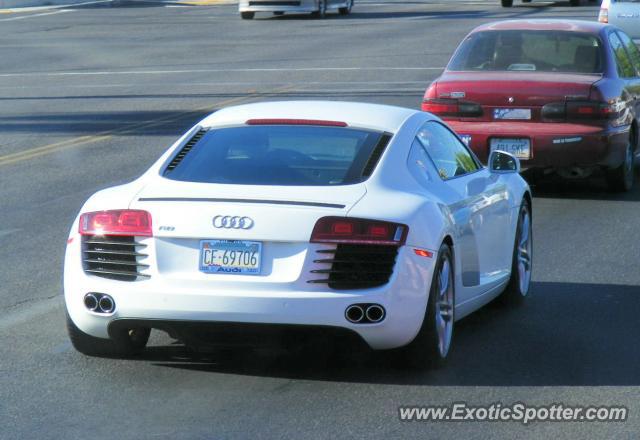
489 150 520 174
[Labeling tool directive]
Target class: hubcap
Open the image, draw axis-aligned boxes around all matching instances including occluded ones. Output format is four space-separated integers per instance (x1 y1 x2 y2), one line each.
517 208 532 295
435 257 454 357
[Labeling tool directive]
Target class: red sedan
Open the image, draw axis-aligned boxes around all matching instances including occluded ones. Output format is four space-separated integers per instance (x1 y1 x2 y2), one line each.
422 20 640 191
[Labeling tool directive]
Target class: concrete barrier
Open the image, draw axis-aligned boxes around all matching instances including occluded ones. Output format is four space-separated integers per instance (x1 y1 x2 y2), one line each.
0 0 108 9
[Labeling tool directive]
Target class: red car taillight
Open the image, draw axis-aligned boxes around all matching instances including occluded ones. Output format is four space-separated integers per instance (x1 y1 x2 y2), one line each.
310 217 408 246
422 98 483 117
542 101 621 121
78 210 153 237
566 101 619 119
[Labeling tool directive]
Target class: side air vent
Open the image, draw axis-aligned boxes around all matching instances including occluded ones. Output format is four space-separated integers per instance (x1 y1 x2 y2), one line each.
308 244 398 290
165 128 208 172
362 133 392 177
82 235 150 281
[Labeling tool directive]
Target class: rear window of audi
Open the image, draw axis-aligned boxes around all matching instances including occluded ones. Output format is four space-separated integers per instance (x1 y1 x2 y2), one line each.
448 30 604 74
163 125 389 186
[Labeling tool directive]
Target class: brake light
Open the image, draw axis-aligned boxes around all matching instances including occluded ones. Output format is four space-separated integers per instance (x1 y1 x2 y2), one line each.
245 119 348 127
79 210 153 237
422 99 483 117
310 217 408 246
566 101 619 120
598 8 608 23
542 101 620 121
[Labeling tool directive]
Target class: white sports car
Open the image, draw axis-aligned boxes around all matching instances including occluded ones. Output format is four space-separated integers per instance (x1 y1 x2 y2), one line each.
64 101 532 367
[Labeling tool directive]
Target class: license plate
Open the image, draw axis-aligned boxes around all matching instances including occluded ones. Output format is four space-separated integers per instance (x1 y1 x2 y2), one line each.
199 240 262 275
490 138 531 160
493 108 531 120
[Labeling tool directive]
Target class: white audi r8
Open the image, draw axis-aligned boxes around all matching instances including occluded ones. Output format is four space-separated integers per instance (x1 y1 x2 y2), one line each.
64 101 532 367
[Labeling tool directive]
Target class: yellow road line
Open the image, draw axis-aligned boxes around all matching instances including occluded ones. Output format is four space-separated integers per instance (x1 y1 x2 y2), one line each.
0 85 295 167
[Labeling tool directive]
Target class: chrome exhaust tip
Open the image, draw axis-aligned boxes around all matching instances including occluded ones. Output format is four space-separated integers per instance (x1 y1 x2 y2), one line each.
98 295 115 314
345 305 365 323
84 293 98 312
365 304 386 323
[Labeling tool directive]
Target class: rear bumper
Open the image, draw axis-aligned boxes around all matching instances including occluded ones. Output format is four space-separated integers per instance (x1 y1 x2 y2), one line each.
109 319 369 350
64 245 435 351
447 121 630 170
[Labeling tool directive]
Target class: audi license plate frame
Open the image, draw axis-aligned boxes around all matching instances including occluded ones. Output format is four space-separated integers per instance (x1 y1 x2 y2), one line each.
199 240 262 275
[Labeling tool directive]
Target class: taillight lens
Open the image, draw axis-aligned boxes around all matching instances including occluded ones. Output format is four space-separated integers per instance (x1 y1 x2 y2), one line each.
79 210 153 236
598 8 608 23
310 217 408 246
542 101 620 121
566 101 619 120
422 98 483 117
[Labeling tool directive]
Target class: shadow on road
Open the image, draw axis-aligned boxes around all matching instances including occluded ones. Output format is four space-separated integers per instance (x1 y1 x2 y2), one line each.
0 109 214 136
529 170 640 202
0 88 423 135
136 281 640 386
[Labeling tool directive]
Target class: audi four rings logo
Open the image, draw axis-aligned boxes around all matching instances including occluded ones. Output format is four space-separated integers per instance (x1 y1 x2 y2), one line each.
212 215 254 229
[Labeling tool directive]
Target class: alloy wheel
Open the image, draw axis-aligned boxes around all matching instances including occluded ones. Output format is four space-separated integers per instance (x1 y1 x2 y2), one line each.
517 207 532 296
435 257 454 357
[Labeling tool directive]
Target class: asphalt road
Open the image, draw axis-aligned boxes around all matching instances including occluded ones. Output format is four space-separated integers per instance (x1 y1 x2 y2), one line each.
2 0 640 438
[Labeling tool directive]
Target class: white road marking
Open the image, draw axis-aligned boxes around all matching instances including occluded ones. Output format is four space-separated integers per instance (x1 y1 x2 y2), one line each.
0 228 21 238
0 10 69 21
0 66 444 78
0 80 432 90
0 0 111 13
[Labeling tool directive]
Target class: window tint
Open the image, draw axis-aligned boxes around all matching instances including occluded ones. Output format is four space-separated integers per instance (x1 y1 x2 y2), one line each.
417 122 479 180
164 125 386 186
407 138 433 188
616 31 640 75
609 32 636 77
448 30 603 73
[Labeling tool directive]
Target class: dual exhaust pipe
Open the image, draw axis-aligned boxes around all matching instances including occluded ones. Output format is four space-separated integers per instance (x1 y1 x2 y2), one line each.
345 303 385 324
84 293 115 314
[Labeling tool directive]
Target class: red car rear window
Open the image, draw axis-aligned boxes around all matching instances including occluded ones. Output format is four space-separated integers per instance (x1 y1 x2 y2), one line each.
448 30 604 74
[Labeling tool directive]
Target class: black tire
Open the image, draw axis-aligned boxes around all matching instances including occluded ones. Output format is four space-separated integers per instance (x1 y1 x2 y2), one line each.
339 0 353 15
311 0 326 17
500 200 532 306
66 312 150 357
398 243 455 369
606 137 635 192
240 11 255 19
570 0 580 5
501 0 513 6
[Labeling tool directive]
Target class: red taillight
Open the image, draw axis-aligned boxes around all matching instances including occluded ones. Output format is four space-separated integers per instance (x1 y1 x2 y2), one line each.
79 210 153 237
245 118 348 127
566 101 619 120
422 99 459 115
421 99 483 117
310 217 408 246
